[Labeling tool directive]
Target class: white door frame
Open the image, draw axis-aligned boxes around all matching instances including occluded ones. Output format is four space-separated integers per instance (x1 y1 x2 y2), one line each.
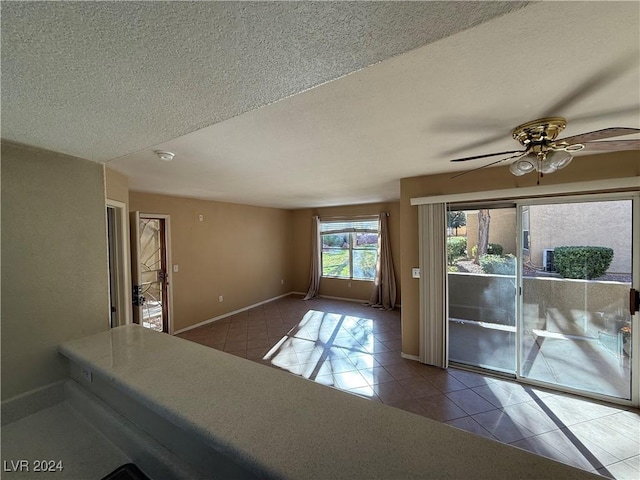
106 199 132 327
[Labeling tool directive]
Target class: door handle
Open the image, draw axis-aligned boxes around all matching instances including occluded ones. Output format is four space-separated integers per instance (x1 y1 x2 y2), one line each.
132 285 146 307
631 288 640 316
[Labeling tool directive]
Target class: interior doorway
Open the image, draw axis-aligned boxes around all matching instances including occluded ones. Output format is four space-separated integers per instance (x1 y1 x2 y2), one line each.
106 199 132 328
131 212 173 333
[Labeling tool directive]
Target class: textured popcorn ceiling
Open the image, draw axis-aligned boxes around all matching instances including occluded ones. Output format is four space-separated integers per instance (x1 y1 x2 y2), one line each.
1 1 528 162
2 1 639 208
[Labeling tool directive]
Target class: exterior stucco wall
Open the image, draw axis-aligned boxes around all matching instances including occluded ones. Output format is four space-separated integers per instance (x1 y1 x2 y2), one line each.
528 200 632 274
465 208 517 256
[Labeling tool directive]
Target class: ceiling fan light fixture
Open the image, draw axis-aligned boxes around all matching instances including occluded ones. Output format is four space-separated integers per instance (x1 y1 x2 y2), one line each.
539 155 557 175
451 117 639 180
546 149 573 170
509 157 535 176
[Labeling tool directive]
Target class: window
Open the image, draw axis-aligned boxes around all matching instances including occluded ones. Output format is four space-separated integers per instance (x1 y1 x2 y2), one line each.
321 218 379 280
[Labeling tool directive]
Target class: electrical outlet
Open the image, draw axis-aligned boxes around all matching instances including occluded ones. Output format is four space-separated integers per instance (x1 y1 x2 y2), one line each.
198 214 204 222
218 295 223 302
81 367 93 383
412 268 420 279
173 264 179 273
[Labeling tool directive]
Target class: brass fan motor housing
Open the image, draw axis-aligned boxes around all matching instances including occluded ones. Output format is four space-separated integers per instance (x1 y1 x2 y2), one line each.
511 117 567 152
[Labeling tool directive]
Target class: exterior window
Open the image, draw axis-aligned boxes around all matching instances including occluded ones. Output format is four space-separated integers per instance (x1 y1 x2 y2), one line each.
321 218 379 280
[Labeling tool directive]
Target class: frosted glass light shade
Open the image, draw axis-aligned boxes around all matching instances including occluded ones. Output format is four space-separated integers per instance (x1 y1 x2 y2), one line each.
539 156 557 174
509 157 535 176
546 150 573 170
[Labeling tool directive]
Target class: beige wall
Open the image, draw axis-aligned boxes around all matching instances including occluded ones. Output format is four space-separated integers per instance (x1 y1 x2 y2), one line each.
129 192 293 332
1 142 110 400
291 202 401 303
400 151 640 356
105 167 129 208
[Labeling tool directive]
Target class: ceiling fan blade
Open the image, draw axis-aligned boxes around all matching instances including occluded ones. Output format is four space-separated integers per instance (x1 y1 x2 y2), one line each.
449 149 525 163
555 127 640 146
441 132 512 157
580 139 640 152
432 117 510 133
541 53 639 117
570 105 640 124
451 152 526 179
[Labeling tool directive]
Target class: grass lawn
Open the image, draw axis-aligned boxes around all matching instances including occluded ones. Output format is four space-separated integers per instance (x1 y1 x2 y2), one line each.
322 250 349 277
322 249 377 279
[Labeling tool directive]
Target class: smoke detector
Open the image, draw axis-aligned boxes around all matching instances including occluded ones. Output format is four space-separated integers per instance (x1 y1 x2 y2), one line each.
155 150 175 161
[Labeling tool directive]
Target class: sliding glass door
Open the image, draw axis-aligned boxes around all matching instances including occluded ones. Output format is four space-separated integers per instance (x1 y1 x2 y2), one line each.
447 206 517 374
518 197 636 400
447 194 638 403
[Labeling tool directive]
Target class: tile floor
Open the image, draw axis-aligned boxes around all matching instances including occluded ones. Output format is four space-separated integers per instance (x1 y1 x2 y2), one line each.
176 294 640 479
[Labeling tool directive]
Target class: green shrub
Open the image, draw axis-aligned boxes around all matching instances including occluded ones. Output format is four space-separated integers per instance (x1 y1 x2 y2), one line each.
553 246 614 280
471 243 504 257
447 236 467 264
322 234 348 247
479 254 516 275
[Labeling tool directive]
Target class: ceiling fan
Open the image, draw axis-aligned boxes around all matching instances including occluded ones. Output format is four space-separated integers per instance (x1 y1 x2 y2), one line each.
450 117 640 180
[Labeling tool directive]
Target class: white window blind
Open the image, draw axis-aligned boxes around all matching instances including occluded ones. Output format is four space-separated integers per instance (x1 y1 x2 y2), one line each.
320 218 379 234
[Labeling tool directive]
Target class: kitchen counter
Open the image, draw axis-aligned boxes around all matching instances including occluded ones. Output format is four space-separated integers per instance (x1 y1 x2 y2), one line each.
59 324 598 479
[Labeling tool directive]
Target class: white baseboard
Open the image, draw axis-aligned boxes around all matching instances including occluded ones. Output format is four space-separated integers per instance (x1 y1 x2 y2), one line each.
174 291 399 335
1 379 66 426
293 290 366 304
317 295 401 309
295 292 401 308
317 294 369 304
173 291 296 335
401 353 420 362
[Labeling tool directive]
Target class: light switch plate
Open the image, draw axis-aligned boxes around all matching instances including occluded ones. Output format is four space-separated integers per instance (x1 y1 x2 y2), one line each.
412 268 420 279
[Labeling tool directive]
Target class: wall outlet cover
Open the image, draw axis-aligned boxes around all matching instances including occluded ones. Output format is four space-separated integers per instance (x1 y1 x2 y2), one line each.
81 367 93 383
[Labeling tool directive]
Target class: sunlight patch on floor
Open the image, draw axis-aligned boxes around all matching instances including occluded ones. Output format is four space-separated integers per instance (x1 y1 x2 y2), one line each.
263 310 376 396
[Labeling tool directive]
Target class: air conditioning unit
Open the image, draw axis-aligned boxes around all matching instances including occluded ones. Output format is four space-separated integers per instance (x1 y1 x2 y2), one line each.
543 248 555 272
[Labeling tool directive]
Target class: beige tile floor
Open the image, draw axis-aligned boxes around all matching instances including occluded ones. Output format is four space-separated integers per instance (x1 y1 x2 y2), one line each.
177 294 640 479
